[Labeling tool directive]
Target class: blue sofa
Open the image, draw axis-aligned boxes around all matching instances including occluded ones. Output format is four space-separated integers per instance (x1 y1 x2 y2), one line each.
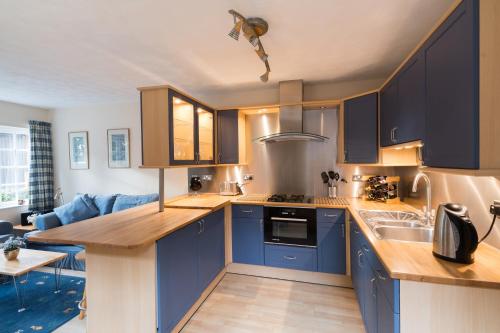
25 193 159 271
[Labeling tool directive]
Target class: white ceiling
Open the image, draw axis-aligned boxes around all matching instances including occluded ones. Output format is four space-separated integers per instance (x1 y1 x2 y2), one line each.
0 0 455 109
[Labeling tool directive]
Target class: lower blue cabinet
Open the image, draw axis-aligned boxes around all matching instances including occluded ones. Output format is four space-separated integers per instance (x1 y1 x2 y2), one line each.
317 209 346 274
198 209 225 293
350 219 400 333
232 217 264 265
264 244 317 271
157 209 225 333
157 222 198 332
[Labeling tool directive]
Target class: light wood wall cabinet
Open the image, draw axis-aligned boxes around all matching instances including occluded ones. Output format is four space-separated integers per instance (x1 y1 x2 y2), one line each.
139 86 215 167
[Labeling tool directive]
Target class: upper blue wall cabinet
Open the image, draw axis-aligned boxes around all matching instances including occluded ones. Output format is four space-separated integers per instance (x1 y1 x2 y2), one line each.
423 0 479 169
217 109 239 164
380 51 425 147
343 92 378 164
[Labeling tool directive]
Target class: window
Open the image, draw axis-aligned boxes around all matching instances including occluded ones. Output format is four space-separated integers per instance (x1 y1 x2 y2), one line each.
0 126 29 207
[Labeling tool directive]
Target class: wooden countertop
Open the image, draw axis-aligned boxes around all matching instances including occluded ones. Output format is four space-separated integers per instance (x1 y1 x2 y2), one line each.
347 200 500 289
29 193 500 288
164 194 234 210
28 203 212 249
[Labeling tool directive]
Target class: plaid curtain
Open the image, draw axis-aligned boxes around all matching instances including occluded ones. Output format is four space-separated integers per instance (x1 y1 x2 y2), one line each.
28 120 54 211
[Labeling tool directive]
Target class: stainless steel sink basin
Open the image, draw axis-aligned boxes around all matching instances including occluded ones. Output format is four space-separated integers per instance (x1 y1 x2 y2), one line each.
372 220 426 228
358 210 421 222
372 226 434 243
357 209 434 242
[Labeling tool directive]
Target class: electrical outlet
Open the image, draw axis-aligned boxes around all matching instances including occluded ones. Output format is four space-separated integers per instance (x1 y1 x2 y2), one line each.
243 174 254 181
352 175 363 182
490 200 500 216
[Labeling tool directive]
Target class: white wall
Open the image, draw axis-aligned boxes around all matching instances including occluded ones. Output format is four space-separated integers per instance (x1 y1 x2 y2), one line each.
0 100 50 223
50 100 188 202
197 78 384 109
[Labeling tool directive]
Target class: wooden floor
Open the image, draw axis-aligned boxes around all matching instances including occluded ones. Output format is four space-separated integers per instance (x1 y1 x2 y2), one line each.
181 273 365 333
56 272 365 333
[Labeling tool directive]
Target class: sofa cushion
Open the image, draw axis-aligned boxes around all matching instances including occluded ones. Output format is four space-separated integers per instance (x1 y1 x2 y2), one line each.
54 194 99 225
91 194 118 215
112 193 159 212
35 212 62 231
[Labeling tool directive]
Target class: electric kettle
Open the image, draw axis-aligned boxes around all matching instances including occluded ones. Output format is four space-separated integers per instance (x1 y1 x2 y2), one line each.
433 203 478 264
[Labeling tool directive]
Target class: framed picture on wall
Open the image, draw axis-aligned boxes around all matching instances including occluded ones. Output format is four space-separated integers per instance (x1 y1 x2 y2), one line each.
107 128 130 168
68 131 89 170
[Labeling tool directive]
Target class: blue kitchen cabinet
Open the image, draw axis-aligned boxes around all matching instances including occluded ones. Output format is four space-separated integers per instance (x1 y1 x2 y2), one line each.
232 217 264 265
380 80 398 147
396 50 425 145
317 209 346 274
380 51 425 147
157 209 225 333
343 92 378 164
378 286 400 333
198 209 225 293
217 109 239 164
264 244 318 271
364 267 378 333
423 0 479 169
350 218 400 333
232 205 264 265
157 222 199 332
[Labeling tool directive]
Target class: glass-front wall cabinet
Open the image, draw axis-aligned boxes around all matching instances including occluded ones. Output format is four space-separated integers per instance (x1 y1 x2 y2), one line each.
168 89 215 165
197 107 214 162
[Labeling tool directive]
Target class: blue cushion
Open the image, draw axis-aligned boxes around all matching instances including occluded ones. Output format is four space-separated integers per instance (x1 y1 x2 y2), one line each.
91 194 118 215
35 212 62 231
54 194 99 225
112 193 159 212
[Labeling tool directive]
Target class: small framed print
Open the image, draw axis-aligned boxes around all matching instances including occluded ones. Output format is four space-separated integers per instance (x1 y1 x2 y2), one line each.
107 128 130 168
68 131 89 170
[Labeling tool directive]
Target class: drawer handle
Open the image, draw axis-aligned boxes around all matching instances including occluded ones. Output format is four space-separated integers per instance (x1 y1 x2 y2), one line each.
357 250 363 267
242 210 253 213
376 269 387 281
324 214 337 218
283 255 297 260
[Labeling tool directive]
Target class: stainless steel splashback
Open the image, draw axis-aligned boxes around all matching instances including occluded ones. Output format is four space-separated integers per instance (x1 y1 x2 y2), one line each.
190 108 398 197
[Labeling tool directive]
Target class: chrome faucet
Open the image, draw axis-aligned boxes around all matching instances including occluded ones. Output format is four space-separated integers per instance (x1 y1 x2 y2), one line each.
412 172 435 226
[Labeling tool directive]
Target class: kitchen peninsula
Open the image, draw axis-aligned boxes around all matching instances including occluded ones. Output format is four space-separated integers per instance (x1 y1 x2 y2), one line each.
31 194 500 333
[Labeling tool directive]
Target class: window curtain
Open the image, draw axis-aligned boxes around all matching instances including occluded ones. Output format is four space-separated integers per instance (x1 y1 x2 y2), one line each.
28 120 54 211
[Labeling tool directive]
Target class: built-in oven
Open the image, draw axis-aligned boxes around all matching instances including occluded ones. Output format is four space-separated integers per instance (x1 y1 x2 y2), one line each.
264 206 317 247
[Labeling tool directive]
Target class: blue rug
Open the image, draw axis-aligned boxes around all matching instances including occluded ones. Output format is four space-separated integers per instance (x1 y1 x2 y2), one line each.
0 271 85 333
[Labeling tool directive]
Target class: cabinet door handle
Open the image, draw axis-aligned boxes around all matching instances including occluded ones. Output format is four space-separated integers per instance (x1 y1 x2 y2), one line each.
357 250 363 268
198 221 202 234
344 150 348 162
324 214 337 218
393 127 398 142
242 210 253 213
371 277 377 297
283 255 296 260
201 219 205 233
376 269 387 281
341 224 345 238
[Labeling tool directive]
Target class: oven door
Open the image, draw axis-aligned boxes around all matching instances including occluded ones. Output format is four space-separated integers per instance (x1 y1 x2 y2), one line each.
264 213 317 247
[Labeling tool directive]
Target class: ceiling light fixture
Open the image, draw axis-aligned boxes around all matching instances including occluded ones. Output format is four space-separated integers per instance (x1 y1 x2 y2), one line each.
228 9 271 83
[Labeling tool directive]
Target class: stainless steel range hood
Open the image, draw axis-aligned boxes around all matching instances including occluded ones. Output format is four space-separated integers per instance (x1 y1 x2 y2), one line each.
256 80 329 143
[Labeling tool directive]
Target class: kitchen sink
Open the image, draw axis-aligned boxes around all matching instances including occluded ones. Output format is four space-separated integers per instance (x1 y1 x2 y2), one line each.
372 226 434 243
357 209 434 243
